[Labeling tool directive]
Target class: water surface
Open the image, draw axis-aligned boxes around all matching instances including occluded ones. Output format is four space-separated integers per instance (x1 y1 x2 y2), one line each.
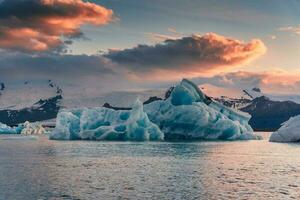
0 133 299 200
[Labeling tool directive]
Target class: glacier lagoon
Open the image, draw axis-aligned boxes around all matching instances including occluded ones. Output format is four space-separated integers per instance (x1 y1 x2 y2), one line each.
0 132 300 200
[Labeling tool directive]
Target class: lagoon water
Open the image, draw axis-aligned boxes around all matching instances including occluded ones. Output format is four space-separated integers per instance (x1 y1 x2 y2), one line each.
0 133 299 200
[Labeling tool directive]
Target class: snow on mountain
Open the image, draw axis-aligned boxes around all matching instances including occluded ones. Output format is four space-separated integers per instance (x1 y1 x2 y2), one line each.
0 80 61 110
0 80 62 125
200 83 300 105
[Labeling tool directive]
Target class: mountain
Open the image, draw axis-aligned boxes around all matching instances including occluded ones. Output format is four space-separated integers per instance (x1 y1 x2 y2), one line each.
241 96 300 131
0 80 62 126
0 95 62 126
203 85 300 131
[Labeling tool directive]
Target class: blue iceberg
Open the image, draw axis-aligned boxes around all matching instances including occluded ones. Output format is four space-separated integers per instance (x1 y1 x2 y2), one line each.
50 100 164 141
50 79 260 141
0 122 23 134
144 79 261 140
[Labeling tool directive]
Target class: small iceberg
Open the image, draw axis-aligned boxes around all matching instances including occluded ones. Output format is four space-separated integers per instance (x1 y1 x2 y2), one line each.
21 121 47 135
269 115 300 143
0 121 47 135
0 122 23 134
50 79 260 141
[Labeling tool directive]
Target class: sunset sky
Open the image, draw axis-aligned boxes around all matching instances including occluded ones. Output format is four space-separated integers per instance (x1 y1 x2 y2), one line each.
1 0 300 96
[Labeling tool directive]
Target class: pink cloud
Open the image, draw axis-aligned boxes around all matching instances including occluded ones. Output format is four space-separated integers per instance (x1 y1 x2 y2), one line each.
107 33 267 80
0 0 114 52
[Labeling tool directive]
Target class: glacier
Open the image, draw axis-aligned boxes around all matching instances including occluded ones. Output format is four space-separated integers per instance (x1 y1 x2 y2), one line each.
269 115 300 143
50 79 260 141
50 100 164 141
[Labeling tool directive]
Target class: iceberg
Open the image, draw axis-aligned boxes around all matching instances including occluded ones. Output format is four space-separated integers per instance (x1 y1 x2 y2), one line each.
0 121 46 135
50 100 164 141
0 122 23 134
21 121 47 135
144 79 261 140
269 115 300 143
50 79 260 141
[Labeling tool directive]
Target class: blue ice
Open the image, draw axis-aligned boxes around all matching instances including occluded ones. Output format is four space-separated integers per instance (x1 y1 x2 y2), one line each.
50 100 164 141
0 122 23 134
50 79 261 141
144 79 261 140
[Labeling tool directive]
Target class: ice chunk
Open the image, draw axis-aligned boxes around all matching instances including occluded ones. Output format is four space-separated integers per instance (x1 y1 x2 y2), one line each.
21 121 47 135
50 100 164 141
50 79 260 141
0 122 23 134
269 115 300 143
144 79 261 140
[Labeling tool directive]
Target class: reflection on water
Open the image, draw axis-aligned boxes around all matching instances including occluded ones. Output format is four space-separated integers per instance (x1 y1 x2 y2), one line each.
0 133 300 200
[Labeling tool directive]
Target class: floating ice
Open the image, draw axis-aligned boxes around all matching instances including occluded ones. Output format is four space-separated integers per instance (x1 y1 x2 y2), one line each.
21 121 47 135
50 100 164 141
0 122 23 134
269 115 300 143
50 79 260 141
144 79 261 140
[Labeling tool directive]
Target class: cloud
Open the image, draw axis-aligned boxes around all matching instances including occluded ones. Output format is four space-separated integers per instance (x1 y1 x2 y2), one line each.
0 52 114 80
279 25 300 35
105 33 267 79
0 51 138 96
192 70 300 95
146 28 183 42
0 0 113 52
145 32 180 43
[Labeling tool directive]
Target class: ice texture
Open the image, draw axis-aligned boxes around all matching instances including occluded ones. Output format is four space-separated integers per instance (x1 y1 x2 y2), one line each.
269 115 300 143
50 79 260 141
50 100 164 141
0 122 23 134
144 79 261 140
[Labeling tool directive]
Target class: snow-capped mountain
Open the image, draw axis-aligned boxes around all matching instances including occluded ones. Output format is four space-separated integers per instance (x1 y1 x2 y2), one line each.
200 84 264 109
0 80 62 126
0 80 166 125
241 96 300 131
200 85 300 131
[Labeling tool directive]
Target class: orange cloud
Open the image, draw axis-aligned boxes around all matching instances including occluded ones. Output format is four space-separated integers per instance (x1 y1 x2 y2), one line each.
0 0 113 52
106 33 267 80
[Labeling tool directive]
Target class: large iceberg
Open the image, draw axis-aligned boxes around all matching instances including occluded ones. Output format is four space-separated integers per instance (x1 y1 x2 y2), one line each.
269 115 300 143
144 79 261 140
0 122 23 134
50 100 164 141
50 79 260 141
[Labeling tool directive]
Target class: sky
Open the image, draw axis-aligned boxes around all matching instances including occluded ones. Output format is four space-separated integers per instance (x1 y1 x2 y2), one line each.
1 0 300 97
